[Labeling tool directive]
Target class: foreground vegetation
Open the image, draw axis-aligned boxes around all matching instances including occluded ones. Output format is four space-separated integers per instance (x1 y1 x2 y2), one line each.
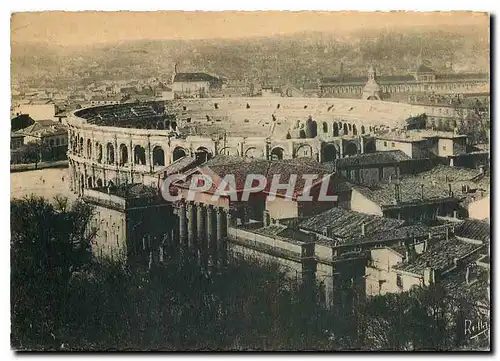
11 196 489 351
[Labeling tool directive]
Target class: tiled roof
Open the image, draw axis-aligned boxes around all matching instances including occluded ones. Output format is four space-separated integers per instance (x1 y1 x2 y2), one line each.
393 237 484 276
320 76 367 85
378 75 416 83
173 73 219 83
335 150 411 168
298 207 405 242
178 155 337 199
455 219 490 243
163 156 197 176
440 264 490 305
15 120 67 137
348 224 450 245
105 183 158 199
352 165 488 207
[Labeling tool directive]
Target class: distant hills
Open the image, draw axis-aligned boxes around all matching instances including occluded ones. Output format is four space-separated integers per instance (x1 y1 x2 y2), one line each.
11 25 490 90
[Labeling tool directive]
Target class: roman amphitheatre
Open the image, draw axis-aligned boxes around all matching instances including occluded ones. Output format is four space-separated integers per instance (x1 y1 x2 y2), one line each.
67 96 459 194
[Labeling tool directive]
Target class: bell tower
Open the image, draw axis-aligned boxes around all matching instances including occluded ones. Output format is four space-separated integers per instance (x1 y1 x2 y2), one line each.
368 65 376 81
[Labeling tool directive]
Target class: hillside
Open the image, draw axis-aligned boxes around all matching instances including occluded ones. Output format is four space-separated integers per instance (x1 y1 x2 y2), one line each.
11 25 490 90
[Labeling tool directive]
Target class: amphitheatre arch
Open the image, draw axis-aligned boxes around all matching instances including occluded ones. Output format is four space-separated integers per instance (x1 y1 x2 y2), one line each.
86 139 92 158
295 144 313 158
322 144 338 162
96 142 103 163
172 147 188 162
96 179 103 188
364 140 376 153
219 147 239 156
344 142 358 157
270 147 285 161
322 122 328 133
153 146 166 166
352 124 358 135
87 177 93 188
244 147 260 159
134 145 147 165
119 144 128 166
343 123 348 135
79 137 84 154
361 125 366 135
195 146 212 163
333 123 339 137
106 143 115 165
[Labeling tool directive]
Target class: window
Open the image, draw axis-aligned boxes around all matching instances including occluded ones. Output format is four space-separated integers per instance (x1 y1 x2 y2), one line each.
391 142 395 148
396 274 403 288
384 141 388 147
442 145 447 151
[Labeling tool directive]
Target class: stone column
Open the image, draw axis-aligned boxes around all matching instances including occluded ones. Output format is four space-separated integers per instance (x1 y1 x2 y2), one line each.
179 201 188 246
216 207 224 242
207 206 216 266
187 202 197 250
207 205 215 247
197 203 206 243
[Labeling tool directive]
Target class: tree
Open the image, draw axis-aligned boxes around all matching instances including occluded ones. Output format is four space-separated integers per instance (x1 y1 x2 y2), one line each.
11 196 96 349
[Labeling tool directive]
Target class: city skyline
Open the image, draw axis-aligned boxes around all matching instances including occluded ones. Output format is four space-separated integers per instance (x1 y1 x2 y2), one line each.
12 11 489 46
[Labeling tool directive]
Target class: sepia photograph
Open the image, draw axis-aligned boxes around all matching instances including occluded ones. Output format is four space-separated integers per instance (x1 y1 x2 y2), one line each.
9 10 490 351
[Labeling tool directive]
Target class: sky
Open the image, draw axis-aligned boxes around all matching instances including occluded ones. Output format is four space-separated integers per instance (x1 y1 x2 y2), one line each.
11 11 489 46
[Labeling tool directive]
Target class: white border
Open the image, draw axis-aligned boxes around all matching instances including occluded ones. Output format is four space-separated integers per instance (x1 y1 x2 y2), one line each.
2 3 497 360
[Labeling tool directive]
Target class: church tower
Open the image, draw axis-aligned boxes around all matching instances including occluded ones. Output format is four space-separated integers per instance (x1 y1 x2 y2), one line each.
362 65 381 100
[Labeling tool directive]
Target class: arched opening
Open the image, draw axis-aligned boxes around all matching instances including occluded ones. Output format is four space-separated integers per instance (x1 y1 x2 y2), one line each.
299 130 306 139
96 142 103 163
348 124 352 131
296 144 313 158
323 144 337 162
87 177 93 188
305 117 317 138
361 125 366 135
107 143 115 165
333 122 339 137
80 175 85 193
365 140 376 153
119 144 128 166
343 123 348 135
322 122 328 133
352 124 358 136
171 121 177 131
344 142 358 157
195 147 212 163
367 95 380 100
172 147 187 162
79 137 84 154
245 147 258 159
153 146 165 166
270 147 284 161
96 179 103 188
86 139 92 159
134 145 146 165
